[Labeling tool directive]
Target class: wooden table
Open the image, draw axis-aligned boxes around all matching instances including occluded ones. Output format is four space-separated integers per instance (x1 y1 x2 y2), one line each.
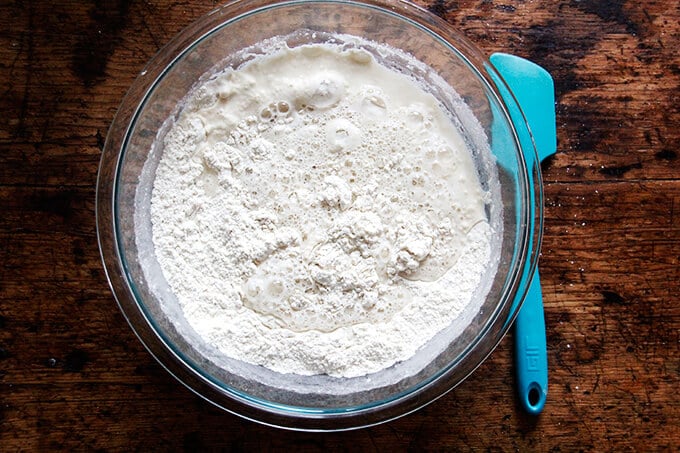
1 0 678 450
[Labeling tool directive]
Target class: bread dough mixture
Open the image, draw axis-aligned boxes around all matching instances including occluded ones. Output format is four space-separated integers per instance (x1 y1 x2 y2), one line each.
150 37 494 378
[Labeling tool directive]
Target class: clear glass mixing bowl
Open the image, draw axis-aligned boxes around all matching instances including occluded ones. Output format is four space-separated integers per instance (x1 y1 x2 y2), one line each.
97 0 542 431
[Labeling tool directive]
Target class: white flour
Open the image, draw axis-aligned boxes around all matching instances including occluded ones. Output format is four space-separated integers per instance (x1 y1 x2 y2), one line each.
150 38 494 378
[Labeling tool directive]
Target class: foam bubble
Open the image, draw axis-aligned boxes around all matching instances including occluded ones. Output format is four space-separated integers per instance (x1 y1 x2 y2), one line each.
326 118 361 152
298 72 345 110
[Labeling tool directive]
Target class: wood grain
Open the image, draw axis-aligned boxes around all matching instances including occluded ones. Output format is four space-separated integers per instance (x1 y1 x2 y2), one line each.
1 0 678 450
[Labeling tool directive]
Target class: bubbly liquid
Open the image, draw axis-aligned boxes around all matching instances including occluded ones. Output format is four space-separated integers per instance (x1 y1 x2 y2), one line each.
150 38 493 377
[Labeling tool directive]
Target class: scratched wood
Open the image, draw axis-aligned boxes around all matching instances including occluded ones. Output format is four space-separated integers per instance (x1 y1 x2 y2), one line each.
1 0 678 450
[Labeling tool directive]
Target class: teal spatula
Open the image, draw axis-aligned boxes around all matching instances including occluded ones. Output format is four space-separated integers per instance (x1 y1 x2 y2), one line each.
490 53 556 415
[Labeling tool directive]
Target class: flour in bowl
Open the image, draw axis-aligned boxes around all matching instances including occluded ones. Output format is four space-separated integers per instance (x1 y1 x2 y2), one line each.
150 37 495 378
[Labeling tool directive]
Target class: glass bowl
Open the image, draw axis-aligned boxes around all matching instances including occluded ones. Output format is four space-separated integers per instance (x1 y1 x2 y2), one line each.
97 0 542 431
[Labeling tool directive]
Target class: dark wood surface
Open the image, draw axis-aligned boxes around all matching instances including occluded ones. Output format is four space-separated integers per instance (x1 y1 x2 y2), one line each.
1 0 678 450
